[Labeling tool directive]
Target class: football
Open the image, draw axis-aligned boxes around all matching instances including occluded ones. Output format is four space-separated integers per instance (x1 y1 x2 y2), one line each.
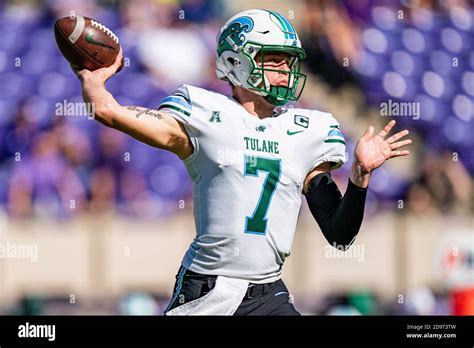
54 15 123 72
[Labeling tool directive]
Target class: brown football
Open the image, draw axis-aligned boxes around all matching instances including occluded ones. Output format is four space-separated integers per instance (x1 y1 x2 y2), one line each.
54 15 123 72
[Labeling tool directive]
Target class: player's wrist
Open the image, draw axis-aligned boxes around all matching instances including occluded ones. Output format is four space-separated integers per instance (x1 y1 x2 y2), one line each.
350 162 371 189
81 79 109 101
80 72 107 90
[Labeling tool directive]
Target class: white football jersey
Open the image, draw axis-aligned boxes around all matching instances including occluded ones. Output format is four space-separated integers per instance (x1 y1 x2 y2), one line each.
158 85 347 283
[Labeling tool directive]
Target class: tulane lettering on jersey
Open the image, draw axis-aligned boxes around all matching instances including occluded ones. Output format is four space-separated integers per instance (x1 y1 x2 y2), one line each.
158 84 347 283
244 137 279 154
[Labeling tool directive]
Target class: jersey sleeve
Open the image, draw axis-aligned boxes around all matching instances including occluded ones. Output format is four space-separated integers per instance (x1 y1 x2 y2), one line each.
157 84 198 161
157 84 193 125
308 114 347 171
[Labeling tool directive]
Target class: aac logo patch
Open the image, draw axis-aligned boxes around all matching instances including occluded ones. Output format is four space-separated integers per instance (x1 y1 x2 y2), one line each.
209 111 221 123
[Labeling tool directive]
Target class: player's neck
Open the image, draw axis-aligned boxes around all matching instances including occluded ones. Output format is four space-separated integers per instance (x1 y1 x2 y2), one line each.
232 86 275 119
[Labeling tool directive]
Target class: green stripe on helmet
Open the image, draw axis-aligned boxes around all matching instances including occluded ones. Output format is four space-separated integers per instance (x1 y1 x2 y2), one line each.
272 11 296 39
267 10 289 40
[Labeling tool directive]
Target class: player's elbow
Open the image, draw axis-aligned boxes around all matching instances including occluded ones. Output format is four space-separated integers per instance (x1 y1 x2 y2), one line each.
323 227 359 251
320 221 360 251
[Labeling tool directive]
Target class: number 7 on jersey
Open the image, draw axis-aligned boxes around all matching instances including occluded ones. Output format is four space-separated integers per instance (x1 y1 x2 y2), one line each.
244 155 282 235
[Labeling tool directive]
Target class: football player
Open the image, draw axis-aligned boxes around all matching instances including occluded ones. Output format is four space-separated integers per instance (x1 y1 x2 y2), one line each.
72 9 411 315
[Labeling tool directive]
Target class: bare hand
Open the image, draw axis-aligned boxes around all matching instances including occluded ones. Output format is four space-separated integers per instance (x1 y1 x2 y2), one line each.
70 47 123 86
354 120 412 175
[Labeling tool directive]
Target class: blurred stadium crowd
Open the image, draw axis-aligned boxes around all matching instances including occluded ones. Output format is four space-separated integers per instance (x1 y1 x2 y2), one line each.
0 0 472 219
0 0 472 316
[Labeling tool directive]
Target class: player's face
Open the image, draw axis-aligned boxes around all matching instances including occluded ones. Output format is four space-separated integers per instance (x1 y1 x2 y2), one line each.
256 52 292 87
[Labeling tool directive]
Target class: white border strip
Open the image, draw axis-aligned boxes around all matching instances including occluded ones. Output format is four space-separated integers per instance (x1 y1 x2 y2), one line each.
68 16 85 44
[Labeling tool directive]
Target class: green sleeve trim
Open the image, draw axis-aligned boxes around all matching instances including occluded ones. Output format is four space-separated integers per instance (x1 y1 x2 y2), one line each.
158 104 191 117
324 139 346 145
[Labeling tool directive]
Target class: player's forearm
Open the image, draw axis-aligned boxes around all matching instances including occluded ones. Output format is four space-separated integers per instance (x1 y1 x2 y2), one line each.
304 173 367 249
327 178 367 248
79 78 120 127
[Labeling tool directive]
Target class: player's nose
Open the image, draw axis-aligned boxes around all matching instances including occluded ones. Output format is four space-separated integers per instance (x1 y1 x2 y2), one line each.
275 72 289 86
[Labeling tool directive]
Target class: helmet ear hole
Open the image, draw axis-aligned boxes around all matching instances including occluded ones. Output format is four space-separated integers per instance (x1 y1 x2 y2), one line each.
227 57 240 66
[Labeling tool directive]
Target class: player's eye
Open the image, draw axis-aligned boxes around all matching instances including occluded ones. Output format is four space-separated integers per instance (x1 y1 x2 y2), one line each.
266 57 289 66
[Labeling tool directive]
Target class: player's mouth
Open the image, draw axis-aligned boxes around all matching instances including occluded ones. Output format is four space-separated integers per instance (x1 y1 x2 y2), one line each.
273 78 289 87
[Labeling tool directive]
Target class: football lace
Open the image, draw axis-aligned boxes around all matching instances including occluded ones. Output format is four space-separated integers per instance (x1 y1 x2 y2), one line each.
90 20 119 44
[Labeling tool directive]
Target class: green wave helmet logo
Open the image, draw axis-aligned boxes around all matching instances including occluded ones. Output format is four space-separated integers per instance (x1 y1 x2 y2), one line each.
217 16 254 55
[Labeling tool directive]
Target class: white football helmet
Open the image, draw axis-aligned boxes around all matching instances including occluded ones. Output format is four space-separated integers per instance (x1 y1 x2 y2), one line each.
216 9 307 106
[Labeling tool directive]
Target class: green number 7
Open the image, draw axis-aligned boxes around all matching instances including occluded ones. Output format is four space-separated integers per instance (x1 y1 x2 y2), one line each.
244 155 281 235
